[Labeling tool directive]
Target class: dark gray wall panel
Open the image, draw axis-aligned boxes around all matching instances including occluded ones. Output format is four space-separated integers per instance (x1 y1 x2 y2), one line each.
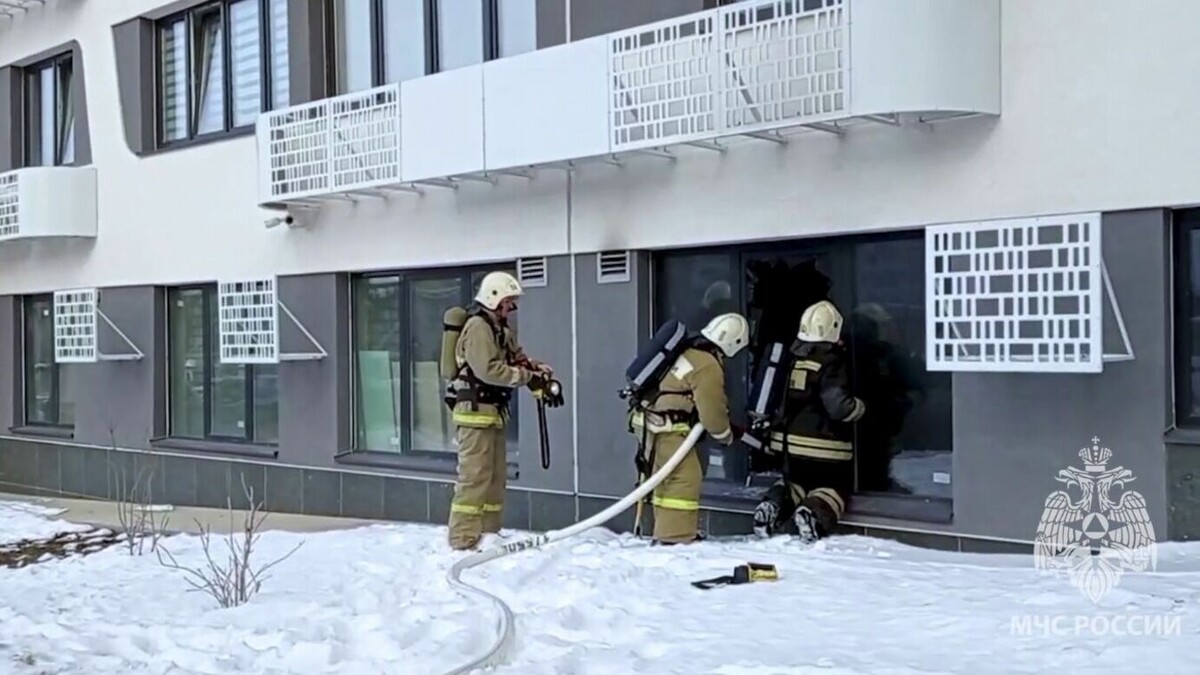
0 296 15 431
537 0 567 47
69 41 93 167
511 255 574 491
569 0 705 40
951 209 1170 541
0 68 19 172
113 19 155 156
74 287 161 449
575 251 648 497
277 273 349 465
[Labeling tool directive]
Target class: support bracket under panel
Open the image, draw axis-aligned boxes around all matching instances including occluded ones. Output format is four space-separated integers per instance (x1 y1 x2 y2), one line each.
925 212 1133 374
217 278 327 365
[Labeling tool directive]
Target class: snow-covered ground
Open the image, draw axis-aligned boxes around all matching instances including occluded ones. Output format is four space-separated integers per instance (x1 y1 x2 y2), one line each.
2 499 1199 674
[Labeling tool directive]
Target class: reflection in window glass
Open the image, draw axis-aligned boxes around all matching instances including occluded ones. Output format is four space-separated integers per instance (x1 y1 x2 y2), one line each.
57 58 75 164
437 0 484 71
383 0 428 83
355 276 402 452
410 277 463 452
268 0 290 108
498 0 537 57
230 0 263 127
849 238 951 499
160 21 189 142
23 296 73 427
339 0 375 92
194 10 226 135
38 67 55 166
169 289 206 438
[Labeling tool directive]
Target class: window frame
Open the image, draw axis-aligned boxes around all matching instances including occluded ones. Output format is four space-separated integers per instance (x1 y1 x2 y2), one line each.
21 51 75 168
20 294 72 429
332 0 519 93
649 230 954 522
154 0 287 148
348 264 520 461
165 284 278 445
1173 208 1200 429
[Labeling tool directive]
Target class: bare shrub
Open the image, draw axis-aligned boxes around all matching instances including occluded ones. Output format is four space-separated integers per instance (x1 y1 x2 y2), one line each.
157 475 302 609
107 427 170 555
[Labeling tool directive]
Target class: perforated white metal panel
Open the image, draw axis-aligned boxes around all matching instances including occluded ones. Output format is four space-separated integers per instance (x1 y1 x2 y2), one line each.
218 279 279 364
597 251 632 284
330 85 400 190
53 289 98 363
0 172 18 239
610 13 719 151
260 99 331 201
517 257 548 288
720 0 847 133
926 214 1103 373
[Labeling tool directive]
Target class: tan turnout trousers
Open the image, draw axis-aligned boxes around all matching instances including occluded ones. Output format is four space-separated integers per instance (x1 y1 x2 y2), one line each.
649 431 703 543
448 426 508 549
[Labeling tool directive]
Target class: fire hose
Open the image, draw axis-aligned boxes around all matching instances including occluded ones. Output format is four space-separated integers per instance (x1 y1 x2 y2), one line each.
442 423 707 675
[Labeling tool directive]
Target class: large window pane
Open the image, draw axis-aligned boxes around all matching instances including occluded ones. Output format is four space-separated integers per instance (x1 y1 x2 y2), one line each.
169 289 206 438
23 297 55 425
382 0 428 83
208 304 248 438
161 21 189 142
194 10 226 135
253 366 279 443
268 0 290 108
849 238 952 499
57 58 75 165
410 277 463 453
229 0 263 127
498 0 537 58
355 277 403 452
38 67 55 166
338 0 375 92
437 0 484 71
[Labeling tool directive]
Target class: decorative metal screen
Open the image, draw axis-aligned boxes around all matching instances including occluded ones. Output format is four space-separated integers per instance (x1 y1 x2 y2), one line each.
926 214 1103 373
610 13 719 151
218 278 279 364
53 289 98 363
720 0 847 133
262 99 331 201
330 86 401 190
0 172 18 238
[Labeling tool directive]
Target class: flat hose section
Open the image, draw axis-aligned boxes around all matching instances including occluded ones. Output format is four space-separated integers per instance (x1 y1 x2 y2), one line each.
442 424 707 674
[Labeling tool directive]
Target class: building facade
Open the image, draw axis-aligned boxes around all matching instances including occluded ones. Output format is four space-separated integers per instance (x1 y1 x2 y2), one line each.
1 0 1197 552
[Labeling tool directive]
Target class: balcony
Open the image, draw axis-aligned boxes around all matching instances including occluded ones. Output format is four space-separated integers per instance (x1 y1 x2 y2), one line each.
257 0 1000 210
0 166 98 243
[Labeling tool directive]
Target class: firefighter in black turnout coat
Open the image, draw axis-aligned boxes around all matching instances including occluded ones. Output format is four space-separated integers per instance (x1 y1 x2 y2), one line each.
752 299 865 543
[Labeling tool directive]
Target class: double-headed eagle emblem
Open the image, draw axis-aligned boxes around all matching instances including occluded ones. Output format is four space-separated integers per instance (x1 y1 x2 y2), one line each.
1033 437 1156 603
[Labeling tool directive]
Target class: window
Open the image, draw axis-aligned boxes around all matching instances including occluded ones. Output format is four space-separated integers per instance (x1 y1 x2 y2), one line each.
157 0 290 145
1174 209 1200 428
652 232 953 505
22 53 75 167
351 266 519 458
167 286 278 444
22 295 75 428
333 0 538 94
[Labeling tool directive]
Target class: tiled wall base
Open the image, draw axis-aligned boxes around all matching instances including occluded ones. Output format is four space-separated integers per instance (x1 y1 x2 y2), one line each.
0 439 1030 555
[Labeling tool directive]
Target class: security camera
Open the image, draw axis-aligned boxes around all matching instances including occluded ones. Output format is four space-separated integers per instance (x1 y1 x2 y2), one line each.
263 213 300 229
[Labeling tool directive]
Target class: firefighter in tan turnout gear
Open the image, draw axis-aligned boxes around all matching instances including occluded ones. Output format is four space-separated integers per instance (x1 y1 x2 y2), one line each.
752 300 865 544
630 313 750 545
443 271 554 551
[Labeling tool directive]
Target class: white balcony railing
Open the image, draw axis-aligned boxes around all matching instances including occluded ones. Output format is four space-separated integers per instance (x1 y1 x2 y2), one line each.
0 166 98 243
257 0 1000 208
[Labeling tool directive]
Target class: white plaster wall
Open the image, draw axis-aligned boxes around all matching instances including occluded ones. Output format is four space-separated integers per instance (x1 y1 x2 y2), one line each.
2 0 1200 290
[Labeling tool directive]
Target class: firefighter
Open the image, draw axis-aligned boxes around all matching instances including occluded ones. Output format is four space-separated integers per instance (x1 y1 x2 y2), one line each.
630 312 750 545
752 300 865 543
446 271 553 551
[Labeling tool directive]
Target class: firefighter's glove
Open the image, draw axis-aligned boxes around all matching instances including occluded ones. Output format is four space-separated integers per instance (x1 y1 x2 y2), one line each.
530 375 565 409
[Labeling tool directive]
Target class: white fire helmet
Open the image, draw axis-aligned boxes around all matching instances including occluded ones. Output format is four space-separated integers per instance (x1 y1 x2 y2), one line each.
701 312 750 358
475 271 524 310
797 300 843 343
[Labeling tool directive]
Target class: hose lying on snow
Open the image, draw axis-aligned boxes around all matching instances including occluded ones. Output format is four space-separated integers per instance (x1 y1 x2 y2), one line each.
443 424 707 675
